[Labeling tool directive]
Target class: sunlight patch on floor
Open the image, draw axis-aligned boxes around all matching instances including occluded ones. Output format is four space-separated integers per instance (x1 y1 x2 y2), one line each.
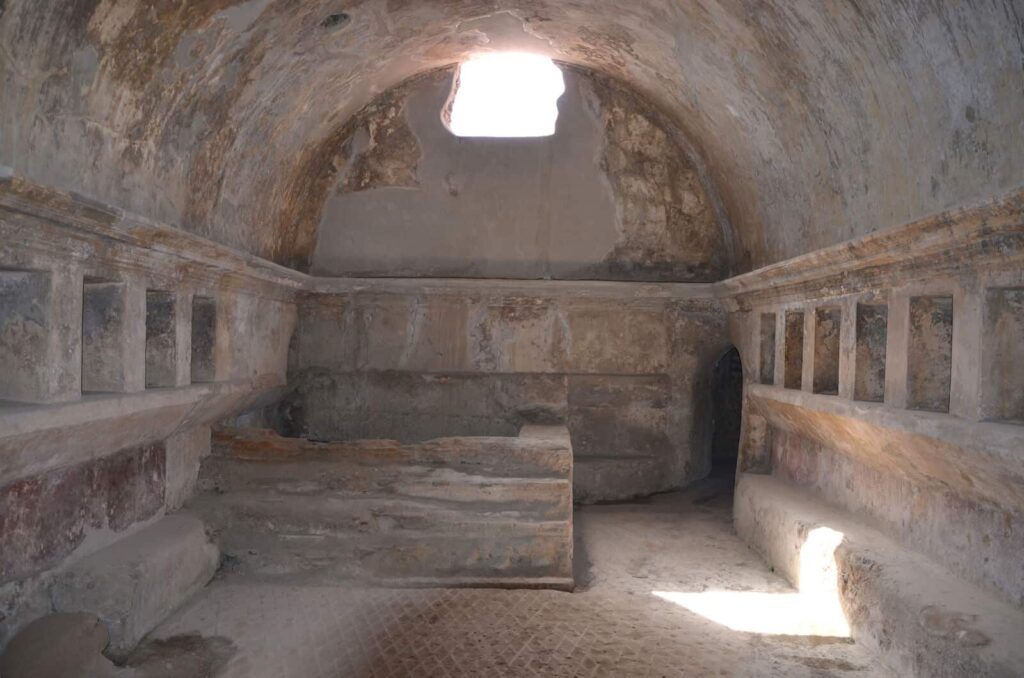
654 526 850 637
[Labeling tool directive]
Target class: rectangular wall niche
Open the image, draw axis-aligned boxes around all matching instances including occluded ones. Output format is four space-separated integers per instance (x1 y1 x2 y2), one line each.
190 296 216 383
145 290 177 388
759 312 777 385
907 295 953 412
854 303 887 403
981 288 1024 423
0 269 51 403
82 280 127 393
812 307 841 395
784 311 805 390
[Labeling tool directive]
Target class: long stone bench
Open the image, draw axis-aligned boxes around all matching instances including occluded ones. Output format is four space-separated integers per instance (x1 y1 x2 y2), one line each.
190 425 574 590
735 473 1024 677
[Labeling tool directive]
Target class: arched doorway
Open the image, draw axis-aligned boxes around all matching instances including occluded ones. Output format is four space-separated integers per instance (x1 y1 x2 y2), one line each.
710 346 743 478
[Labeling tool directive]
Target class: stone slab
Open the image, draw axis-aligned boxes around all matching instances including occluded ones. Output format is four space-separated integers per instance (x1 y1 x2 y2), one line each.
51 513 219 656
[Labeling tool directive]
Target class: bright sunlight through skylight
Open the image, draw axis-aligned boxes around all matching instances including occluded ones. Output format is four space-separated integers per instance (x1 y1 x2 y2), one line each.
446 53 565 138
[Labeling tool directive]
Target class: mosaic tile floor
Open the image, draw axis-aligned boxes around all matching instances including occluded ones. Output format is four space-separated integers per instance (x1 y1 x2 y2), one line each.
143 478 887 677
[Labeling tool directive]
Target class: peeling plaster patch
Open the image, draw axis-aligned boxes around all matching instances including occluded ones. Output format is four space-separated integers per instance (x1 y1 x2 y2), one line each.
338 92 421 193
313 67 724 281
215 0 273 34
89 0 238 90
581 72 725 280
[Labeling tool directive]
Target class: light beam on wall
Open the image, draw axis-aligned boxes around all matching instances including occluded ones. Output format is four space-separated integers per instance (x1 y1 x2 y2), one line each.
445 53 565 138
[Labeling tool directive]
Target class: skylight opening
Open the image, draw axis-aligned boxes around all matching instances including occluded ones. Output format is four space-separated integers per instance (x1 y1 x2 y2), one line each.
445 53 565 138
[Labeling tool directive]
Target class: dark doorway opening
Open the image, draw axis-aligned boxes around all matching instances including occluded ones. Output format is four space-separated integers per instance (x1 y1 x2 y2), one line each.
710 346 743 479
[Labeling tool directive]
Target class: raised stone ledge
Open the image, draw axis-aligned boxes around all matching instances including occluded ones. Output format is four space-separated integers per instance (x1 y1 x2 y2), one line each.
717 186 1024 309
309 275 720 311
2 171 725 309
745 383 1024 511
0 377 285 486
0 173 306 297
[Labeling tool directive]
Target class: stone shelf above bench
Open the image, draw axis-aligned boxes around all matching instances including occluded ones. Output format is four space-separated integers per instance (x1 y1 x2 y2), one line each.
0 377 285 486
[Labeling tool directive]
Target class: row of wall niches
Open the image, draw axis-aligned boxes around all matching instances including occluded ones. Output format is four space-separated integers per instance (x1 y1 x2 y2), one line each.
0 268 218 405
757 288 1024 425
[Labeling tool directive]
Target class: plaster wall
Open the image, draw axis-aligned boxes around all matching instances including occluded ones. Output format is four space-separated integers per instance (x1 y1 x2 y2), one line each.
769 427 1024 608
0 178 298 647
313 69 727 282
282 281 729 502
728 188 1024 612
1 2 1021 272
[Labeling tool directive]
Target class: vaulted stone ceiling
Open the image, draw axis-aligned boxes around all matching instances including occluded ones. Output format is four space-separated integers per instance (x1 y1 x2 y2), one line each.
1 1 1022 273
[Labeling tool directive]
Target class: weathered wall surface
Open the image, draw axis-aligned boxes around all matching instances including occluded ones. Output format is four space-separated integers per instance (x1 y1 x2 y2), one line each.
282 280 729 502
769 427 1024 609
313 68 727 281
0 442 165 645
0 177 299 646
1 2 1021 271
727 188 1024 609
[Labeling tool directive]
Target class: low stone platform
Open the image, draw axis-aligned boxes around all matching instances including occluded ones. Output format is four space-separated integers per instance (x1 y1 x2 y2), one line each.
735 473 1024 677
190 425 574 589
51 513 219 657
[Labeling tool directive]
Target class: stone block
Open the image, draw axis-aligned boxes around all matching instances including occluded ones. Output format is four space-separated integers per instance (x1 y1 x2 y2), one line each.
567 375 670 460
0 269 80 403
565 307 667 374
759 312 776 385
52 513 219 656
470 300 567 373
190 296 216 383
783 310 804 389
981 287 1024 422
812 307 840 395
82 281 129 393
0 443 165 586
193 428 571 589
907 295 953 412
854 303 887 402
165 425 211 510
145 291 177 388
0 270 51 403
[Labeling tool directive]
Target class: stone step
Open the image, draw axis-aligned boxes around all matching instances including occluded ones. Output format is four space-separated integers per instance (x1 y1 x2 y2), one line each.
215 529 573 588
735 473 1024 678
197 426 574 590
212 428 571 479
50 513 219 657
574 455 662 503
191 489 571 534
199 455 571 511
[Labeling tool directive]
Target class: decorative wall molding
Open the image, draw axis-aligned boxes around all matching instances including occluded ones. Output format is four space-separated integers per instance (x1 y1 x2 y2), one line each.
0 174 307 299
308 275 721 312
716 186 1024 309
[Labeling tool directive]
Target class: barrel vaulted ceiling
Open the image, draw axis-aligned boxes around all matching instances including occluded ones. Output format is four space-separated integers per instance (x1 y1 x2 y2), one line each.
1 1 1022 273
